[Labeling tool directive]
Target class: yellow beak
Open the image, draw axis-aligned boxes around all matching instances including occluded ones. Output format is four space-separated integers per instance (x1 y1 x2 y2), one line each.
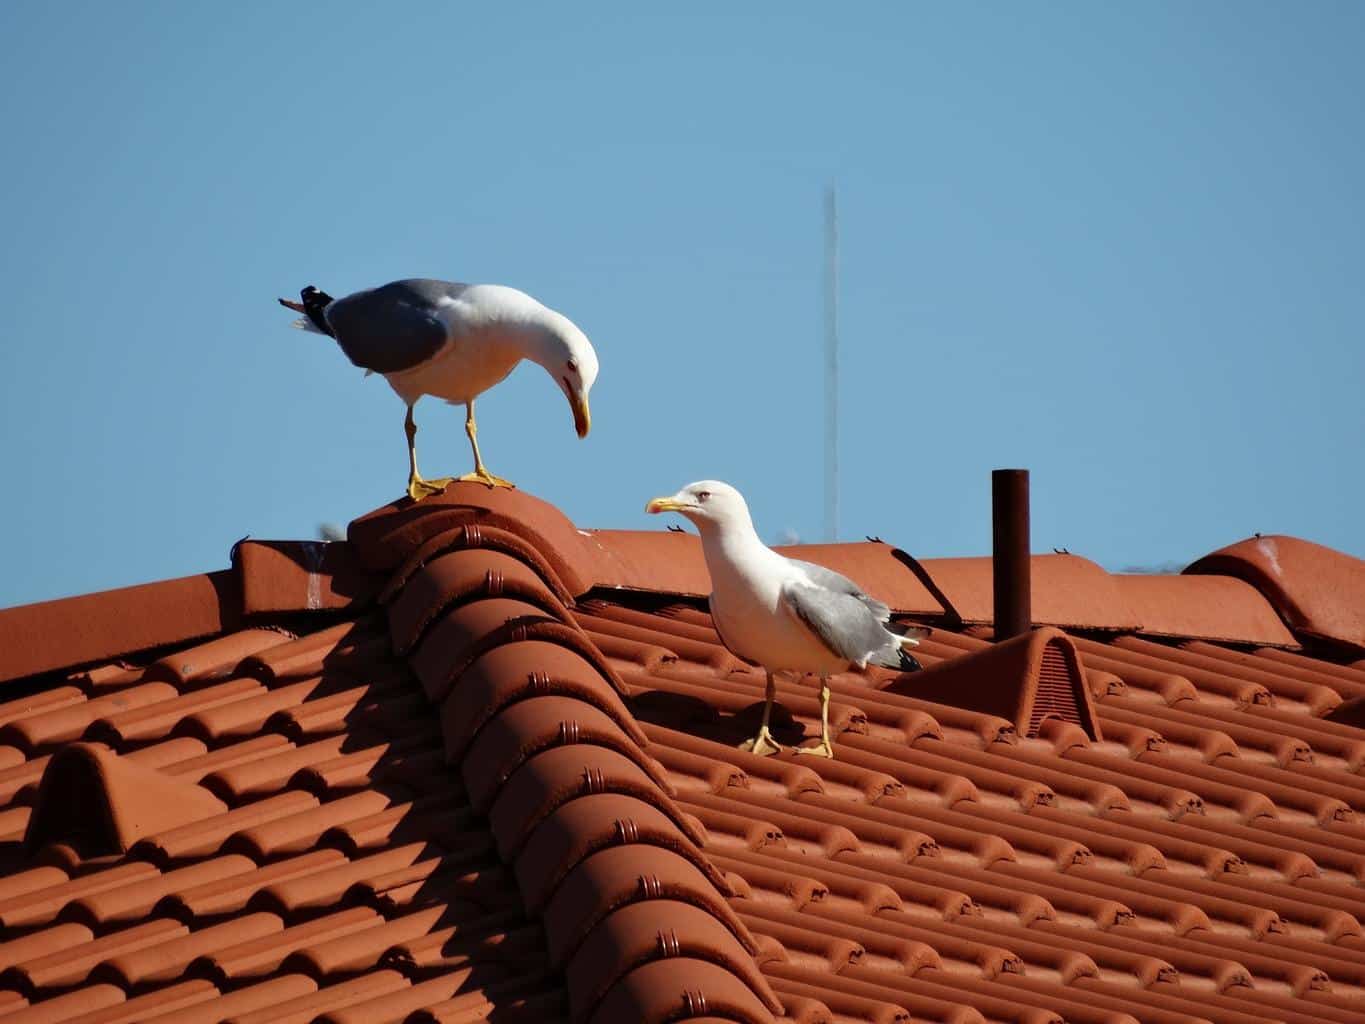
645 496 688 514
572 395 591 438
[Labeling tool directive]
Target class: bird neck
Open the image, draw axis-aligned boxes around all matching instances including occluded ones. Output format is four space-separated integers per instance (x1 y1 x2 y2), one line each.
508 313 573 370
698 513 771 571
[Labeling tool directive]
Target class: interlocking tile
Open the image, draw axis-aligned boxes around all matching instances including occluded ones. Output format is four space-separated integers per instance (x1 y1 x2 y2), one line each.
4 482 1365 1022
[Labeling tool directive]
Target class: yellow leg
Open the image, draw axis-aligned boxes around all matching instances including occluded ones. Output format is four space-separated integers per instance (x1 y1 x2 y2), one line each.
405 405 454 501
795 677 835 758
455 400 515 489
739 671 783 756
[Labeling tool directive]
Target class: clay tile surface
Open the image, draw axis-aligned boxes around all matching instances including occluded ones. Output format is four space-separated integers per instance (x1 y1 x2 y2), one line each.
0 571 237 684
581 529 714 597
6 486 1365 1023
915 553 1142 630
347 483 594 595
23 742 227 856
1114 573 1299 647
232 541 381 615
1187 534 1365 652
882 627 1101 741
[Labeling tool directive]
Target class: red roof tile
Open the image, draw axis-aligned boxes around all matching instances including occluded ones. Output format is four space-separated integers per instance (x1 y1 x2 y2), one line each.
883 627 1099 741
0 572 237 685
24 742 228 855
1187 535 1365 653
915 554 1141 632
3 482 1365 1022
1114 573 1299 647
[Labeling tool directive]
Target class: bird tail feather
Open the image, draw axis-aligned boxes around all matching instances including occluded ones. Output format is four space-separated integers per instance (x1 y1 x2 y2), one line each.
287 316 326 334
277 287 336 337
872 623 929 672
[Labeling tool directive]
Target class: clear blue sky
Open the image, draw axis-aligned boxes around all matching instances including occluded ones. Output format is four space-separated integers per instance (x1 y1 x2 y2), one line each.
2 2 1362 608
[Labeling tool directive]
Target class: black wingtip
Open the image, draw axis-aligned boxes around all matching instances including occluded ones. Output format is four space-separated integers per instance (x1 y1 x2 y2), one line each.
299 285 336 336
898 649 922 672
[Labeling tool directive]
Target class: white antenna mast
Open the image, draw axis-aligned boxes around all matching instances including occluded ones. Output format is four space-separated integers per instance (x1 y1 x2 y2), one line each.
823 184 840 542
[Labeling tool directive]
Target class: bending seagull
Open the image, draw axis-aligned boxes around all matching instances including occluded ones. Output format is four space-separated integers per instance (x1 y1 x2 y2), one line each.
279 279 598 499
647 480 926 758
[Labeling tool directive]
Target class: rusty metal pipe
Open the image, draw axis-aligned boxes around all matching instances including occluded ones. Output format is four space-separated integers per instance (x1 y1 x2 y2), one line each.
992 469 1031 640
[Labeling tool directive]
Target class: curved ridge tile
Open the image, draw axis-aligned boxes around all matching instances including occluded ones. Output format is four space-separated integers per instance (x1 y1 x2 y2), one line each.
515 794 729 910
590 957 777 1024
463 695 669 812
417 615 621 710
388 549 568 656
372 497 779 1023
566 900 779 1019
347 482 594 594
1186 534 1365 651
438 640 641 765
488 745 701 859
543 846 757 965
408 599 563 702
383 522 579 606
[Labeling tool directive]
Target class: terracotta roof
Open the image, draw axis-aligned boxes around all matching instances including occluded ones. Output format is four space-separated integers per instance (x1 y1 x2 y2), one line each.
3 484 1365 1023
1187 536 1365 653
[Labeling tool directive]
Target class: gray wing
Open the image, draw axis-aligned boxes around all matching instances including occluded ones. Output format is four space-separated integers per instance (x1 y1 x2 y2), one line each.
781 579 896 665
788 559 891 622
323 279 466 373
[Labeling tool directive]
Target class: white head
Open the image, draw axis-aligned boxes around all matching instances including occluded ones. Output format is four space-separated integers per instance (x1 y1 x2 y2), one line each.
645 480 755 535
530 313 598 439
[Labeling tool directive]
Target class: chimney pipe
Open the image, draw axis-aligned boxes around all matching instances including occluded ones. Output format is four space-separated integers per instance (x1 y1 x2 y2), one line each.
992 469 1031 640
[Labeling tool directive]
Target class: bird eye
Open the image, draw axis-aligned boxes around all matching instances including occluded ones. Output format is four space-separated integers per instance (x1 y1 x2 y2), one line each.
696 491 711 502
566 358 578 373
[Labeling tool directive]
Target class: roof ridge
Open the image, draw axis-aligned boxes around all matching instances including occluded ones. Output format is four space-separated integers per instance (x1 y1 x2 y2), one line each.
362 486 783 1023
0 541 382 687
1187 534 1365 653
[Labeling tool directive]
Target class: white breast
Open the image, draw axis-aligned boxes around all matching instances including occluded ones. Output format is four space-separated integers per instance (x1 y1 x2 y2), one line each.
380 330 524 406
706 546 846 675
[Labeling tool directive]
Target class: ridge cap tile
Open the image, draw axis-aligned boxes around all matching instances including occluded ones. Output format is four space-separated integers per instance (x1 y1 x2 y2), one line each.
915 553 1141 631
1187 534 1365 652
346 482 595 594
375 506 782 1022
0 571 238 685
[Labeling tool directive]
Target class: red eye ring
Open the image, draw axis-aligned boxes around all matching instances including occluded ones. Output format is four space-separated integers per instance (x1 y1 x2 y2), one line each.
697 491 711 502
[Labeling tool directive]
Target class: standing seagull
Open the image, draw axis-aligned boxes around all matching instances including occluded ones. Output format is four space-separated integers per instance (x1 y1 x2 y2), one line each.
646 480 925 757
279 279 598 498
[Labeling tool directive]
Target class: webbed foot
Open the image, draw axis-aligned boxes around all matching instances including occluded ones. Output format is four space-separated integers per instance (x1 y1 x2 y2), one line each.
407 475 455 500
738 726 783 757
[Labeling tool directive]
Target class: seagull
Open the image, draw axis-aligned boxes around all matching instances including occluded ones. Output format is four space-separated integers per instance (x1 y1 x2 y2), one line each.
646 480 926 758
279 279 598 498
